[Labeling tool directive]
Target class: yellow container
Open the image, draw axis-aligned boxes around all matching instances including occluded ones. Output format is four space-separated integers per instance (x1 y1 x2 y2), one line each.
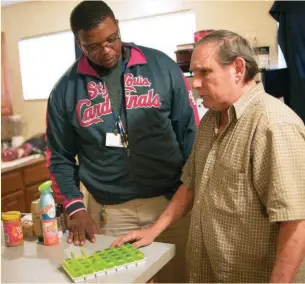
1 211 24 247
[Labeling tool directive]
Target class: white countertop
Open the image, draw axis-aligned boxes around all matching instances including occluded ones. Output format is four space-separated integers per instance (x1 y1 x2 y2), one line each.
1 235 175 283
1 154 43 171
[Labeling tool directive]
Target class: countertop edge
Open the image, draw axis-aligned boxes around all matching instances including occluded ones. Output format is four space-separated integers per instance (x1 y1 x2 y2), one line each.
1 155 46 174
135 244 176 283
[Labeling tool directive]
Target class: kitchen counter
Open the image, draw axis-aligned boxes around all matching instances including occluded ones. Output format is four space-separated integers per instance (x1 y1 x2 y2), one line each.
1 154 45 174
1 234 175 283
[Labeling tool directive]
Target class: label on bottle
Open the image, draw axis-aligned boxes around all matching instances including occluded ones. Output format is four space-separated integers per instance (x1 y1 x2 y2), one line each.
3 220 23 246
41 203 56 220
42 219 59 246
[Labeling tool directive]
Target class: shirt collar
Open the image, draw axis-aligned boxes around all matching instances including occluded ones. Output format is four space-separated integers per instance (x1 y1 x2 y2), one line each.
232 82 264 120
77 43 147 77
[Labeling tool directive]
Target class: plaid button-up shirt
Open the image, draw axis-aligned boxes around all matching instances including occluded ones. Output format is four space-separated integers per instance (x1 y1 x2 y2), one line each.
182 83 305 283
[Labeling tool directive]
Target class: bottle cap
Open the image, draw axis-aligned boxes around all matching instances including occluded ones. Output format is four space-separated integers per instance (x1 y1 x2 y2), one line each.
38 180 52 192
1 211 21 221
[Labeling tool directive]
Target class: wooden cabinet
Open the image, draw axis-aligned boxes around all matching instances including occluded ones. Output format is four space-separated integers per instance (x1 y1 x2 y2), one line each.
24 162 50 186
1 158 50 213
1 170 24 195
1 32 13 116
2 190 27 213
25 184 42 212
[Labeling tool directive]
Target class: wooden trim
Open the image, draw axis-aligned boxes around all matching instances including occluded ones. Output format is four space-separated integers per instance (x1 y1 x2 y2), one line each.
1 31 13 116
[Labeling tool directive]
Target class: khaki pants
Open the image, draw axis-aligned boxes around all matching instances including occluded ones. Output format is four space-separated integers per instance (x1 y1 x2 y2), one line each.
86 192 190 283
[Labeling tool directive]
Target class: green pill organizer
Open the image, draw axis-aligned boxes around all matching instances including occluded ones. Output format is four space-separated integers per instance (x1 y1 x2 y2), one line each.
62 244 146 282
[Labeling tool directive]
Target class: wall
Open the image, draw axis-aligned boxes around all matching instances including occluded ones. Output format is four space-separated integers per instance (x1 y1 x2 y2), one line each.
1 0 277 138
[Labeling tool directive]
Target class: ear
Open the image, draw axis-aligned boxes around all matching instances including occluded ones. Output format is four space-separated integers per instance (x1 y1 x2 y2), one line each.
116 19 119 25
75 38 88 55
233 57 246 84
75 38 81 48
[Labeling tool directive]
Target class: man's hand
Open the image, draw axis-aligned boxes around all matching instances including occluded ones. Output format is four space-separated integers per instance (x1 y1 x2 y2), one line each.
67 210 100 246
110 184 193 249
110 227 158 249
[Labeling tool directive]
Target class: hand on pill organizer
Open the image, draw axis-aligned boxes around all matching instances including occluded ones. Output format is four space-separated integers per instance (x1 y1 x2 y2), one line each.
68 211 101 246
110 227 158 249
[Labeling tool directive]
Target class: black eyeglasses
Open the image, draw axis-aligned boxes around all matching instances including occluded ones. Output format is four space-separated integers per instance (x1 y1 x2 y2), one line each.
83 31 121 55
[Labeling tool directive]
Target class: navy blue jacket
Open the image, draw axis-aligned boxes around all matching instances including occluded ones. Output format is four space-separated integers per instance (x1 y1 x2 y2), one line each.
46 43 199 216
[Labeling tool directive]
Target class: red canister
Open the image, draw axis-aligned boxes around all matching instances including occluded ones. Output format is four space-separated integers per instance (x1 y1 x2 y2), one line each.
2 211 24 247
194 30 215 43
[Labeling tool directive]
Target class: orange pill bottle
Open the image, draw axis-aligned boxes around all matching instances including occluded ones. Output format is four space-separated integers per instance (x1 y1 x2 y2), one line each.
2 211 24 247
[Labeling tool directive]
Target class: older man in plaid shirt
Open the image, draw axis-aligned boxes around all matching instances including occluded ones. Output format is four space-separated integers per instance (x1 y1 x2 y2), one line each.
112 30 305 283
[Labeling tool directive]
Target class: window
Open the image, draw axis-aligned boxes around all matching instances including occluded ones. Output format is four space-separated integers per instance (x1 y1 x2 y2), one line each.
278 44 287 68
119 11 195 61
18 11 195 100
277 23 287 68
18 31 75 100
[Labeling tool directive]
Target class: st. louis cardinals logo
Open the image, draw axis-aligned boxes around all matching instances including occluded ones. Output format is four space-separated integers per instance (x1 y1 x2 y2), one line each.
188 90 196 107
124 73 151 95
76 74 161 127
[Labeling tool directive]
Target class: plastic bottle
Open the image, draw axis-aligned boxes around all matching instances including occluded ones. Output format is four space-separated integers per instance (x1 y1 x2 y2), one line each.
1 211 23 247
31 199 44 242
38 180 59 246
56 203 66 238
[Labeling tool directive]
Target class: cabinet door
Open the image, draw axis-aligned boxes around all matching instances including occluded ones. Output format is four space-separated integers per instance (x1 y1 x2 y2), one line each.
25 184 41 212
2 190 27 213
24 161 50 186
1 170 24 196
1 32 12 116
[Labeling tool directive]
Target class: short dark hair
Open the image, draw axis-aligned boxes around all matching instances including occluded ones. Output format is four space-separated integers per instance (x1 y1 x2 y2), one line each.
196 30 259 83
70 1 116 37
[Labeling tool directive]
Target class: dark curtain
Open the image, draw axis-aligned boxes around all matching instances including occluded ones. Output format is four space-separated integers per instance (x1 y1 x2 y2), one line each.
269 1 305 122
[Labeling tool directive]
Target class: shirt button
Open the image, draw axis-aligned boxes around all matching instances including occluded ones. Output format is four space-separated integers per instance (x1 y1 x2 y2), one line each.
197 200 200 204
195 225 199 229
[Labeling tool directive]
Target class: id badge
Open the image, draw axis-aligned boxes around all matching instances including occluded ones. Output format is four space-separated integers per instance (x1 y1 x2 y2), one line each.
106 132 124 148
